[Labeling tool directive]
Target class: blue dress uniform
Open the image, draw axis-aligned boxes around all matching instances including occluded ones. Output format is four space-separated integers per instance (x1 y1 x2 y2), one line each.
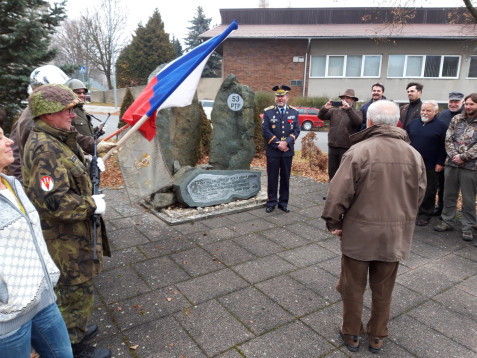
262 104 300 210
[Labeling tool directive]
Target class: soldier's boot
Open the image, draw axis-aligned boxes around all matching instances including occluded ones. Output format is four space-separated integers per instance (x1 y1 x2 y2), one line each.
72 341 111 358
83 324 98 341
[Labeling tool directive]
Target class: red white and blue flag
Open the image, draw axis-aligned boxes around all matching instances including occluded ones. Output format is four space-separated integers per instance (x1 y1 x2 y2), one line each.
122 20 238 141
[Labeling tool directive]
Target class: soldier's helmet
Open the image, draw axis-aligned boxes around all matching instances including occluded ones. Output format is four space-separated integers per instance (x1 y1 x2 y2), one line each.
28 84 79 119
29 65 70 93
67 79 88 93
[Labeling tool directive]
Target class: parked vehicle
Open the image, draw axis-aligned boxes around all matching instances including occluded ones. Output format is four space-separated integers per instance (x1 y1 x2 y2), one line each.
199 99 213 120
260 106 324 131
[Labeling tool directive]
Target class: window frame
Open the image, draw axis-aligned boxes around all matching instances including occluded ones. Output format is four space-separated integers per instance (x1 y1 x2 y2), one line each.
467 55 477 79
309 54 382 78
387 54 461 79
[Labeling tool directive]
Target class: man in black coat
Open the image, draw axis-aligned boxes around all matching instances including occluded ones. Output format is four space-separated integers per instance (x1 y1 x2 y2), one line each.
262 85 300 213
400 82 423 130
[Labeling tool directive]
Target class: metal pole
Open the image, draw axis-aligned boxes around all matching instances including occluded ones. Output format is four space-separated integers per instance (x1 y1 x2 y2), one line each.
109 0 118 109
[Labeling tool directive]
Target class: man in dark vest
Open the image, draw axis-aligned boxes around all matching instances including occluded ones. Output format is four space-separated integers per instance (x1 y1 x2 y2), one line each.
399 82 423 130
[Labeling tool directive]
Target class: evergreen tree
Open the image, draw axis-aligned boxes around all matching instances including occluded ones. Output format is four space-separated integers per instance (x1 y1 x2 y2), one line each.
118 86 134 129
171 36 183 58
0 0 66 132
115 9 175 87
184 6 222 78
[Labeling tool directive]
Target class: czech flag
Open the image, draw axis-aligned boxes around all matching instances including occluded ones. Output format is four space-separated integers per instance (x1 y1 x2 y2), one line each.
122 20 239 141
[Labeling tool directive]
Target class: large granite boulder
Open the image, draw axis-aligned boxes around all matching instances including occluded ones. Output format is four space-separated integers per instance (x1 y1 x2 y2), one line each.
156 96 201 173
173 168 261 207
209 74 255 170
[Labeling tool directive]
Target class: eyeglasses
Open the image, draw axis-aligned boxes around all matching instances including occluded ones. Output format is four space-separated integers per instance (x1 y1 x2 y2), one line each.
63 108 75 115
74 91 87 95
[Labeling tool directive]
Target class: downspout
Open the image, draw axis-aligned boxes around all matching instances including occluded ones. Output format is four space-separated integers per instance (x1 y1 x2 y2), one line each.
303 38 312 97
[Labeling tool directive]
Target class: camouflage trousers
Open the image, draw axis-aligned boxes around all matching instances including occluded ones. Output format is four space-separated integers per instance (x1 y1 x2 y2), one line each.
54 280 94 344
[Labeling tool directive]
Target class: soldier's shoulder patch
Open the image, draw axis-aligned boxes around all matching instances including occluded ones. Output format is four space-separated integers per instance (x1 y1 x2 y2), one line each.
40 176 54 192
264 105 275 111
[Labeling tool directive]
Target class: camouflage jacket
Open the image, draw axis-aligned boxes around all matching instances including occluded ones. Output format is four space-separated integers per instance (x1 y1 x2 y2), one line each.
22 119 109 285
445 113 477 170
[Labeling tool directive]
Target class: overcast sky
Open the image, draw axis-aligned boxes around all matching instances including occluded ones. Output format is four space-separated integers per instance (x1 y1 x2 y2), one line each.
57 0 464 45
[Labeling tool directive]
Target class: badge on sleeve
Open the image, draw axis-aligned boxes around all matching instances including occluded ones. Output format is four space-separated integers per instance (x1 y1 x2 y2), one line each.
40 176 54 192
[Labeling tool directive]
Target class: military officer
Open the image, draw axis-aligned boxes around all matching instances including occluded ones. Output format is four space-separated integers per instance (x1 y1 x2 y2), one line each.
23 84 112 358
262 84 300 213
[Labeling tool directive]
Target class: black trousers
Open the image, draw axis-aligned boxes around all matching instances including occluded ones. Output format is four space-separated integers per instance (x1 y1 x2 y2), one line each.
266 156 293 207
436 170 444 209
418 168 438 220
328 146 349 181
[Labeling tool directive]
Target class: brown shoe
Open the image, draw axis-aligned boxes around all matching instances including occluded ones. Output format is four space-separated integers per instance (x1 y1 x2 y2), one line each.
368 336 383 354
339 326 360 352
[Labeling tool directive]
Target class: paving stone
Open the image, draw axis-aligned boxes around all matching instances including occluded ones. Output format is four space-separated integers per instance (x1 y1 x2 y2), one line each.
301 302 345 346
410 240 456 259
107 226 150 250
174 300 254 356
256 275 329 316
188 227 238 246
176 268 249 304
233 233 284 257
103 246 146 271
110 286 189 331
277 243 337 268
201 215 237 229
174 221 210 234
102 206 124 220
216 348 244 357
389 315 475 357
137 236 195 258
218 286 294 335
227 211 260 223
290 264 341 303
102 188 130 206
202 240 256 266
428 253 477 279
260 227 311 249
95 334 132 357
262 211 307 226
286 221 330 241
454 244 477 262
111 204 147 217
316 256 342 277
171 246 225 277
107 217 140 231
433 286 477 321
231 218 275 235
123 316 206 358
456 274 477 295
407 300 477 351
238 320 335 357
232 255 295 283
133 214 177 239
294 205 323 220
399 252 431 271
95 266 150 304
134 256 190 290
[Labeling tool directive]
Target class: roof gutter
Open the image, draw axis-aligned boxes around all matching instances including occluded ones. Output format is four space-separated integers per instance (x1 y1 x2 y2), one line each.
303 38 311 97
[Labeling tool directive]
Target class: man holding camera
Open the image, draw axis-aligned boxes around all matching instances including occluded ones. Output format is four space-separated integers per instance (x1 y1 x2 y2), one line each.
319 89 362 180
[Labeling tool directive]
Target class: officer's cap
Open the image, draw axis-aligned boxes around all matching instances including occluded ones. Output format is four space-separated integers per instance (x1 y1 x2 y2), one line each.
273 84 291 96
448 91 464 101
29 84 80 119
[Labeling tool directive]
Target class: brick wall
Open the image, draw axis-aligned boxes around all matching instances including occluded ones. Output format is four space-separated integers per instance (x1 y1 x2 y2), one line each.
223 39 309 96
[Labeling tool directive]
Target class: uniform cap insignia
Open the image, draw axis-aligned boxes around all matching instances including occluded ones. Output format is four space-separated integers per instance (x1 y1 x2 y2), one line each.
40 176 54 192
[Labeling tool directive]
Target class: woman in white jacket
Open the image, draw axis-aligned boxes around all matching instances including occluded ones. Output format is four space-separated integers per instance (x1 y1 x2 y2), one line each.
0 126 72 357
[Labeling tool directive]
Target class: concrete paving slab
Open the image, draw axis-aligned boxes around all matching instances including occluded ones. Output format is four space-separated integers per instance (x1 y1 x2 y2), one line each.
233 233 284 257
232 255 296 283
260 227 312 249
289 265 342 303
171 246 225 277
134 256 190 290
277 243 337 268
202 240 257 266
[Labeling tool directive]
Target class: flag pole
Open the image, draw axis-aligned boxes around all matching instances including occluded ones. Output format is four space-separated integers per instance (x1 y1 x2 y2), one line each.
102 114 150 161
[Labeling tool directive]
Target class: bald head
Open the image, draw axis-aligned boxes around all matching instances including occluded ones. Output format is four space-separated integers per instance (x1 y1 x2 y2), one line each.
367 100 400 127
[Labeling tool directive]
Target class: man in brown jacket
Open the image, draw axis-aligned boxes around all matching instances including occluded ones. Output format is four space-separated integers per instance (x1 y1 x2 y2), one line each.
319 89 362 180
322 100 426 354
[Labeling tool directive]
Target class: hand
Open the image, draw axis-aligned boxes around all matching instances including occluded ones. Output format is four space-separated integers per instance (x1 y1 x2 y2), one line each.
342 100 350 109
331 229 342 239
97 158 105 172
452 154 464 165
324 100 332 109
92 194 106 215
435 164 444 172
97 140 117 154
277 141 289 151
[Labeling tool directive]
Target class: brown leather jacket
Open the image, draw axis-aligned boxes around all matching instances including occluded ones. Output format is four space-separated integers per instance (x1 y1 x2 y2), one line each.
319 106 362 149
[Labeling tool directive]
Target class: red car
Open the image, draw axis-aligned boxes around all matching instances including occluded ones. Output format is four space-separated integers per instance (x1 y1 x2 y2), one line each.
260 106 324 131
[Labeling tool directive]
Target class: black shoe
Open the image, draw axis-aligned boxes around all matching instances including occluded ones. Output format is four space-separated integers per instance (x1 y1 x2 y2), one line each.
322 196 327 200
432 207 442 216
83 324 98 342
72 342 111 358
266 206 275 213
278 205 290 213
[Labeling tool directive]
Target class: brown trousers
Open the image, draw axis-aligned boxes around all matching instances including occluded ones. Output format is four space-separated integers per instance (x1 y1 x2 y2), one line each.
336 255 399 338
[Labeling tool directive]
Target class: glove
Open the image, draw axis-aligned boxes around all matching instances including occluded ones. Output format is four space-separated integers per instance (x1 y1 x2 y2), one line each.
92 194 106 215
97 157 105 172
97 141 117 153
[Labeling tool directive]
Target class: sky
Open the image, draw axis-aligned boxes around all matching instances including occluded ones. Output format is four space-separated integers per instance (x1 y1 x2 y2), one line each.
56 0 465 46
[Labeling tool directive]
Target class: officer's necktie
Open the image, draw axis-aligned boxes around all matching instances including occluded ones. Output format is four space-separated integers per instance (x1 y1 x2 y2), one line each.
280 108 284 115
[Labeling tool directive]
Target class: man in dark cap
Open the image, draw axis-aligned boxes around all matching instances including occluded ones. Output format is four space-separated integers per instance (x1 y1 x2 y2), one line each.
261 84 300 213
320 89 362 181
434 91 465 216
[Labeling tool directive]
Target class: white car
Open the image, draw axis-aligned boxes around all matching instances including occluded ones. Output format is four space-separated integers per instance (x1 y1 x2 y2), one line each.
199 100 213 120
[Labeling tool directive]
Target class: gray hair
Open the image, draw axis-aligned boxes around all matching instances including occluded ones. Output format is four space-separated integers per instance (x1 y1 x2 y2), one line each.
422 100 438 112
367 100 399 126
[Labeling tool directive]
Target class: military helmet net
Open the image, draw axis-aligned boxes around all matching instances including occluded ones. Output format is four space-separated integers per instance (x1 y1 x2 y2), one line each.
29 84 80 118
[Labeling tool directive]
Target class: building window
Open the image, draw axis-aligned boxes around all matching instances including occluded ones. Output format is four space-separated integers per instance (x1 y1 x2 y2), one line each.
309 55 381 78
290 80 303 86
387 55 460 78
468 56 477 78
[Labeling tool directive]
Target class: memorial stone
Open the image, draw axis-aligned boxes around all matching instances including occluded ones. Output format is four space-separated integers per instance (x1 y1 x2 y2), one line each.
209 74 255 170
173 168 261 207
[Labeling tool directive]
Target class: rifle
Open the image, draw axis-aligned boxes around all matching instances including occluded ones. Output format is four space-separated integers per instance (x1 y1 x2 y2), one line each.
90 113 111 263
